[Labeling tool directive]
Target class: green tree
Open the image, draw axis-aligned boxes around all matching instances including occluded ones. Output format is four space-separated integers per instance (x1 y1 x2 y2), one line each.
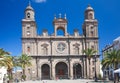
83 48 97 79
6 56 14 81
18 54 32 80
0 48 11 68
0 48 13 82
102 49 120 83
0 48 9 58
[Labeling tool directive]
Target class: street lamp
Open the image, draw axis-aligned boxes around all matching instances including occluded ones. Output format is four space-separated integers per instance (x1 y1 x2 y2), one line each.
94 55 98 82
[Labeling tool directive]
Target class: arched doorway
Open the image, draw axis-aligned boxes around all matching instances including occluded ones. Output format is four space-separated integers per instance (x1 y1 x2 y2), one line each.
55 62 68 79
73 63 82 79
41 64 50 79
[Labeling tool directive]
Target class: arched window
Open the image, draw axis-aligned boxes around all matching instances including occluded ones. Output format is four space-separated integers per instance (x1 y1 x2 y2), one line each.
91 26 94 30
42 47 48 55
27 27 30 29
27 46 30 53
27 13 30 18
90 26 94 36
41 43 48 55
73 43 80 55
89 13 93 19
74 47 79 55
90 31 94 36
91 45 94 50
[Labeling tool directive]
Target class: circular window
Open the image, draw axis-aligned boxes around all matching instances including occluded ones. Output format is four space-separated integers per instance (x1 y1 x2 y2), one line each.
57 42 66 53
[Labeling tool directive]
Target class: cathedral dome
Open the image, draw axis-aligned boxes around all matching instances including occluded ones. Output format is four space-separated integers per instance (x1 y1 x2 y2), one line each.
86 4 93 11
26 5 34 11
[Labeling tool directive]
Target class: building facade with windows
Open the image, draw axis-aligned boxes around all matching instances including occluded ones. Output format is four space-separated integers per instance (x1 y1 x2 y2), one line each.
113 37 120 50
22 3 100 80
102 37 120 80
102 44 114 80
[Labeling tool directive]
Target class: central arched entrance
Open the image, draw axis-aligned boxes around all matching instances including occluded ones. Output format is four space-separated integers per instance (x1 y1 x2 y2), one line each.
55 62 68 79
73 63 82 79
41 64 50 79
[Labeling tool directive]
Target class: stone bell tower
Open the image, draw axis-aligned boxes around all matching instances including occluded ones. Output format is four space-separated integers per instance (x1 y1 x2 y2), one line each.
83 5 98 38
82 5 99 50
82 5 99 78
22 2 37 38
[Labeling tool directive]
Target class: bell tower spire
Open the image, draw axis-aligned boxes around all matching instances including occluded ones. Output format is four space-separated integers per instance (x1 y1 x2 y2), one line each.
83 4 98 37
22 2 37 38
85 4 94 20
29 0 31 6
24 1 35 20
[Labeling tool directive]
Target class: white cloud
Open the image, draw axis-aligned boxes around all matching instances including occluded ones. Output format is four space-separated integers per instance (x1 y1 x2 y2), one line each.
33 0 46 3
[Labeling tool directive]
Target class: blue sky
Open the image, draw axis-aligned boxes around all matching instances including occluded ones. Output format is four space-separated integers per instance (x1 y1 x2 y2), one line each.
0 0 120 56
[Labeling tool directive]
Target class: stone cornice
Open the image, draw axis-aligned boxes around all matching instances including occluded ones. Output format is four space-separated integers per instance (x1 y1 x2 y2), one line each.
21 36 99 41
30 54 100 57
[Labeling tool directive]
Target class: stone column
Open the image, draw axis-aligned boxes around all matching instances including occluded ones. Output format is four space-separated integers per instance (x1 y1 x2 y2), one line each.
52 61 55 79
81 59 84 78
35 39 39 79
50 59 53 79
35 57 39 80
67 37 72 79
84 57 87 78
38 61 41 80
50 39 53 79
70 61 73 79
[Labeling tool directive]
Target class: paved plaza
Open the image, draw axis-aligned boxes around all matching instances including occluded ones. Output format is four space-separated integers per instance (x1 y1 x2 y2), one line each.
20 79 113 83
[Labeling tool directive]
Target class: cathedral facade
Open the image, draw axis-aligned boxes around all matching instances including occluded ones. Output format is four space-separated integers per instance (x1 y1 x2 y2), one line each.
22 3 100 80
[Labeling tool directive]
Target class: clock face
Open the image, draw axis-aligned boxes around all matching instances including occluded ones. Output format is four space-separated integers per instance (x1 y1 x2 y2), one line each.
57 42 66 53
27 31 30 36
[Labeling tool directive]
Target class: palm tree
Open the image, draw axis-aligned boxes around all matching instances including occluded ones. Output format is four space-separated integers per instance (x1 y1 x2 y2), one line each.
102 49 120 83
0 48 9 58
0 48 10 67
0 48 13 71
18 54 32 80
5 56 14 80
83 48 97 79
0 48 13 82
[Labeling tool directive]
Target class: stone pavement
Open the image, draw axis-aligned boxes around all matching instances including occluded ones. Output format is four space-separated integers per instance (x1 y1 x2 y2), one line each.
19 79 113 83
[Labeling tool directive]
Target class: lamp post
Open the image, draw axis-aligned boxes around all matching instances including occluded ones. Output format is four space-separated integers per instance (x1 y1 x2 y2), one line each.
94 55 98 82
